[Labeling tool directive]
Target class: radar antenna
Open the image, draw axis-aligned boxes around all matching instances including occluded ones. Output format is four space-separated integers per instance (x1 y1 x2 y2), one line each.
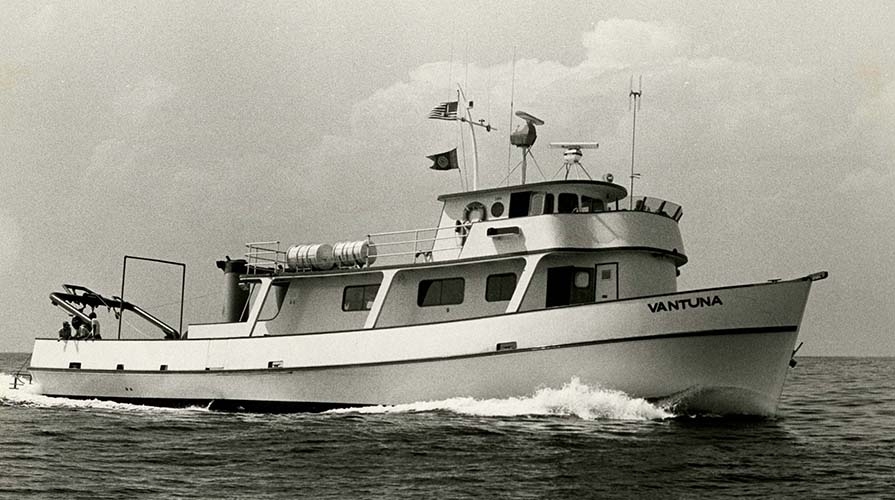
510 110 544 184
549 142 599 180
628 75 643 209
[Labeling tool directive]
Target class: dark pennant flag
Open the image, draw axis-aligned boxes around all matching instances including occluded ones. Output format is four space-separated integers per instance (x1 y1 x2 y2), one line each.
427 148 459 170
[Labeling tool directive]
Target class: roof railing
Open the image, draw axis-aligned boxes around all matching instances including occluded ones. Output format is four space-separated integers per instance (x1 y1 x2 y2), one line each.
616 196 683 221
243 225 469 272
367 225 466 264
245 241 285 272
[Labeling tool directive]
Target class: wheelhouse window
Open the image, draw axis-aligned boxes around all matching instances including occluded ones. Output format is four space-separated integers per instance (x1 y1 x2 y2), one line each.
418 278 465 307
544 193 554 214
580 195 605 213
342 284 380 311
486 273 517 302
557 193 579 213
509 191 532 218
529 193 545 215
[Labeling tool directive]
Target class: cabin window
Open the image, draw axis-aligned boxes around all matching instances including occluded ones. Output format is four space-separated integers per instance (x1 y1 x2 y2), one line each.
342 284 380 311
544 193 554 214
573 271 590 289
418 278 465 307
490 201 505 218
546 266 595 307
529 193 545 215
68 362 81 369
557 193 578 213
486 273 517 302
509 191 532 218
580 196 605 213
116 364 124 370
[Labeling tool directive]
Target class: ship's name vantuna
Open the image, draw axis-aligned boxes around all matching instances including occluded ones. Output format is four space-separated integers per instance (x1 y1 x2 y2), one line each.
648 295 723 313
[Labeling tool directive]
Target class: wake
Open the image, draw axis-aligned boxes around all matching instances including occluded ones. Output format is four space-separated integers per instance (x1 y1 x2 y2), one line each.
0 372 208 414
4 373 672 420
328 378 673 421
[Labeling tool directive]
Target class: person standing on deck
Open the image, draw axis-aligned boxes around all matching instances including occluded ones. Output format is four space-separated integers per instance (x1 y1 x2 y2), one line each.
88 311 101 339
58 321 71 341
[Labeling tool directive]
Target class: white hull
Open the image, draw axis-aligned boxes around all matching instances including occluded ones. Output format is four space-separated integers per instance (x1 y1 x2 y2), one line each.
29 278 814 415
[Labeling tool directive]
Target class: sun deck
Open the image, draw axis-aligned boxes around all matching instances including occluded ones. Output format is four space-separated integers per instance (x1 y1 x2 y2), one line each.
244 180 684 273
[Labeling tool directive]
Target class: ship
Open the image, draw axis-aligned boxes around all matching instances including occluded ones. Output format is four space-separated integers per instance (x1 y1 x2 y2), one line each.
24 100 826 416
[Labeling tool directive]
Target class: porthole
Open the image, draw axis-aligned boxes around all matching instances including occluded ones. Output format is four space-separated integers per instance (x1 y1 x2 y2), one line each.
490 201 505 218
574 271 590 289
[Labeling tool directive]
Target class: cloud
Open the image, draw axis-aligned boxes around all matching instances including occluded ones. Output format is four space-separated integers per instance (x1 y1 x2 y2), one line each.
580 19 688 69
346 18 828 190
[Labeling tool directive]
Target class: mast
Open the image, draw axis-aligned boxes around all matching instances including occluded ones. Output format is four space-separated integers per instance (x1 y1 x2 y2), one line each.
457 86 479 190
629 76 643 209
456 84 495 191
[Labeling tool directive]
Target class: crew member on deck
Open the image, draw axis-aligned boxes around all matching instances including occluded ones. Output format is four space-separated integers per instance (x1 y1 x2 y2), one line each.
71 316 83 339
58 321 72 341
88 311 101 340
72 316 90 339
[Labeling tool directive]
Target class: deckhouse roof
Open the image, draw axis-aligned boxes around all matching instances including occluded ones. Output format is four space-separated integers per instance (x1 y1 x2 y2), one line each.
436 180 627 204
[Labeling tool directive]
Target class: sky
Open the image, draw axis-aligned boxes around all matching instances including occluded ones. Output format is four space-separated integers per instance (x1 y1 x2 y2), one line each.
1 1 893 355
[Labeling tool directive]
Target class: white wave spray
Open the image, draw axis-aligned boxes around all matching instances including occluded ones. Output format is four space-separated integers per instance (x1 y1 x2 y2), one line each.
0 372 208 413
329 378 673 420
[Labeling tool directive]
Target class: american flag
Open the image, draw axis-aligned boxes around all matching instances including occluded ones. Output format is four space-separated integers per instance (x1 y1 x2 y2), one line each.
427 100 459 120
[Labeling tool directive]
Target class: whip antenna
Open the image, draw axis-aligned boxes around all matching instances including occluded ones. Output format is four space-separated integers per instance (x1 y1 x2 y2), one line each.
628 75 643 209
506 47 517 185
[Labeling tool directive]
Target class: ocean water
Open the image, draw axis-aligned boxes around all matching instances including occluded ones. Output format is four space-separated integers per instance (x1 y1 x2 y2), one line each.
2 353 893 499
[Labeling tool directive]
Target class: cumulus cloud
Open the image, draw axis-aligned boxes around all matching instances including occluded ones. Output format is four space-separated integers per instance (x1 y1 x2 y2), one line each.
580 19 688 69
346 18 832 193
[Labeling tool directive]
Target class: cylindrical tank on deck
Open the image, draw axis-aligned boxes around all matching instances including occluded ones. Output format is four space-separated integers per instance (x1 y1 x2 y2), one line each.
216 258 249 323
333 240 377 268
286 243 335 271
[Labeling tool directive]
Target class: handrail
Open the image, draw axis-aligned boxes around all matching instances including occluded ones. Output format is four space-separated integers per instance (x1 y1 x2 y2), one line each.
243 224 470 269
366 225 446 238
617 196 684 222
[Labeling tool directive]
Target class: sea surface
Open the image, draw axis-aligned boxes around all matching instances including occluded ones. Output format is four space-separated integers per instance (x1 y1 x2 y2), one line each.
2 353 893 499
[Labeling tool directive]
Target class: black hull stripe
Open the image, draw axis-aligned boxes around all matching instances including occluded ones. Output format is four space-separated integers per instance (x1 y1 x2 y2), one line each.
30 325 798 375
38 396 365 414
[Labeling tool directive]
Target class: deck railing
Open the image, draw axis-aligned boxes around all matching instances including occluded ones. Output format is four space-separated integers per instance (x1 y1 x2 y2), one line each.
245 241 285 272
244 226 468 272
615 196 683 221
366 225 466 265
